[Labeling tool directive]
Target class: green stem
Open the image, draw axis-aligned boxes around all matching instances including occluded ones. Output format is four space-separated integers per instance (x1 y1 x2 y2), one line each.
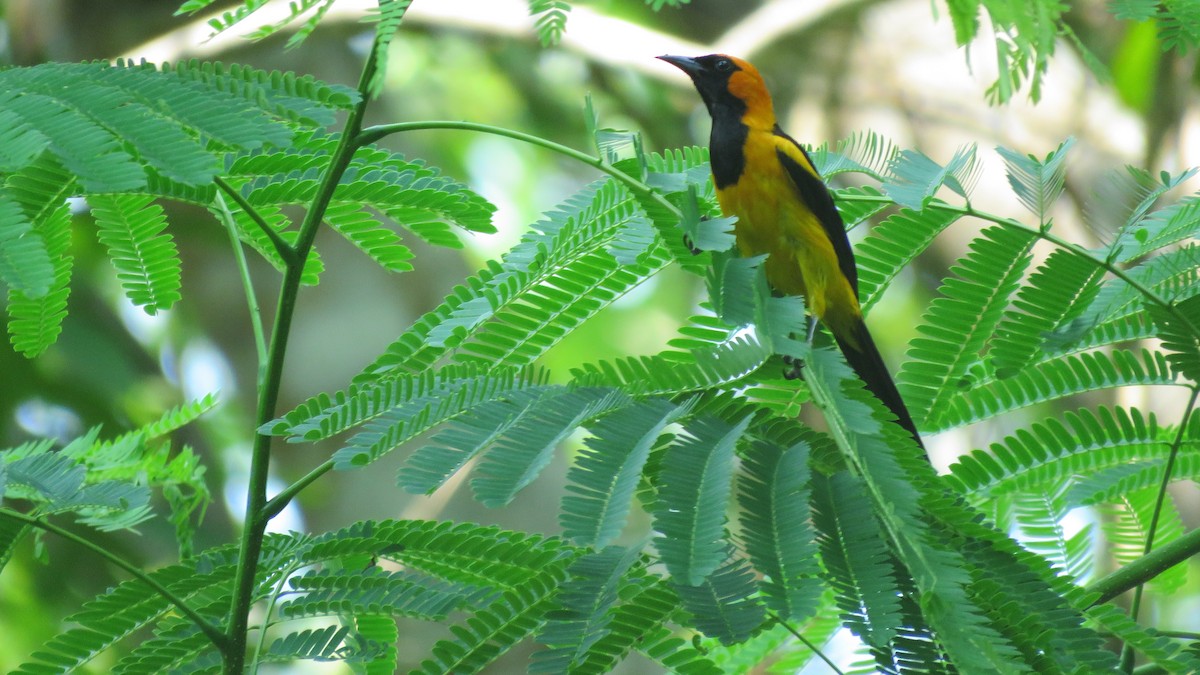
356 120 680 217
213 191 269 386
262 459 333 520
767 611 845 675
0 508 229 651
839 193 1200 336
1120 385 1199 672
214 176 296 265
222 39 381 675
1087 524 1200 606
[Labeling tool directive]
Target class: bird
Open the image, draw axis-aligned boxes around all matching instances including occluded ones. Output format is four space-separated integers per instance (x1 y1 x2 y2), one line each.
657 53 923 449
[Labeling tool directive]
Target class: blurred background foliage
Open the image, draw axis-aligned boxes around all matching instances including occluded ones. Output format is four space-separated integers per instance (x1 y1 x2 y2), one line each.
2 0 1199 671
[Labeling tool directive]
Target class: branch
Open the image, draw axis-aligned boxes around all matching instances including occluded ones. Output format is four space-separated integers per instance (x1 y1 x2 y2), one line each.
0 508 229 652
1087 524 1200 606
213 175 296 266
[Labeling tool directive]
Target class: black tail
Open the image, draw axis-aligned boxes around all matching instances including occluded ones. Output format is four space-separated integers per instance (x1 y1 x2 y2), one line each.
833 319 925 450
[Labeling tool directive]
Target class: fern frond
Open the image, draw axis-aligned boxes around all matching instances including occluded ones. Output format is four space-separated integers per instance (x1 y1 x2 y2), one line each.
1147 294 1200 382
1086 604 1200 673
323 201 414 272
882 145 979 209
529 0 571 46
561 398 692 547
654 414 752 585
737 439 821 620
946 406 1163 498
397 387 553 495
365 1 414 98
995 138 1073 222
88 194 182 314
1010 485 1093 580
470 388 629 508
412 566 571 675
354 614 399 675
572 576 701 674
989 248 1105 378
932 348 1178 432
570 334 772 396
261 625 352 662
673 553 766 646
810 470 903 649
12 545 239 674
1098 487 1188 594
854 202 961 312
279 567 475 620
5 155 75 357
898 226 1037 426
809 131 900 181
0 191 53 298
531 545 641 673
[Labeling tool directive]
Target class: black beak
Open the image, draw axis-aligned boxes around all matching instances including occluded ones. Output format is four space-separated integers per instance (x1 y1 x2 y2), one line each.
657 54 701 77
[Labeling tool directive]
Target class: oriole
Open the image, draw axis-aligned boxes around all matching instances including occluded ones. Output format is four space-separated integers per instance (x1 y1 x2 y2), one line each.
659 53 923 449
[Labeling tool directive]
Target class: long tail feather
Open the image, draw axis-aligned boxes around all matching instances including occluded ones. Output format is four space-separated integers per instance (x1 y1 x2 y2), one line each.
834 320 924 450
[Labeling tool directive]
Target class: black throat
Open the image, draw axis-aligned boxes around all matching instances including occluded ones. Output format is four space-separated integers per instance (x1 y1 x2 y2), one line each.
706 98 748 189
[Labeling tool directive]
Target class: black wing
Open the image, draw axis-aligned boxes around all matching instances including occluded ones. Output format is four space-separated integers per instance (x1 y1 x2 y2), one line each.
772 125 858 295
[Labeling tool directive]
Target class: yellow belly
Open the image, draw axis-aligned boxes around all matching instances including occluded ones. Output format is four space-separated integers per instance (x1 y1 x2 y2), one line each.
715 141 861 336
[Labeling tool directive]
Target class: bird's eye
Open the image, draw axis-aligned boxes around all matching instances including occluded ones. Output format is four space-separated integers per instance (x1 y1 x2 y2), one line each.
715 58 733 72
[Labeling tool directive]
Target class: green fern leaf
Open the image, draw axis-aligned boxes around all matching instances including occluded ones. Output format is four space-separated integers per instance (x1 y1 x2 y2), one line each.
673 553 766 646
323 201 414 272
737 439 821 620
88 194 183 314
12 545 239 674
5 156 75 357
989 248 1105 378
0 88 145 192
898 225 1037 426
882 144 979 209
1010 485 1094 580
1098 487 1188 594
809 131 899 181
1086 604 1200 673
945 406 1162 498
854 202 961 313
280 567 476 620
354 614 399 675
262 625 352 662
810 470 903 649
161 59 357 128
654 414 752 585
932 348 1177 433
412 566 571 675
0 108 51 171
573 576 701 674
471 388 629 508
398 387 554 495
570 334 772 397
1147 294 1200 382
531 545 641 673
995 138 1073 222
110 613 221 674
0 191 53 297
365 1 414 98
561 398 692 547
529 0 571 46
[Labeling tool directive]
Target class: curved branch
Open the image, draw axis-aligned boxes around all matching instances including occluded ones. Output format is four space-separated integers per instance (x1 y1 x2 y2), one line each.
0 508 229 651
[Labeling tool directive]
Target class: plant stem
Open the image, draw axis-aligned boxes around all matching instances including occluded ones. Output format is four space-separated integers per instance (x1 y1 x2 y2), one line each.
768 611 845 675
356 120 683 219
1087 524 1200 605
214 175 296 265
0 508 229 651
213 191 269 387
221 39 381 675
1120 385 1199 672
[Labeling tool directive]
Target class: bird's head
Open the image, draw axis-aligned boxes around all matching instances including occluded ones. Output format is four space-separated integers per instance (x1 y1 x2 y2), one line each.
657 53 774 126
